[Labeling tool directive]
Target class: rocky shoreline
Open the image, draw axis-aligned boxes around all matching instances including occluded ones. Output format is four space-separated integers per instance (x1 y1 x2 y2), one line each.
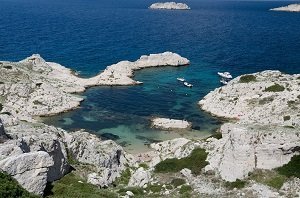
0 53 299 197
0 52 189 195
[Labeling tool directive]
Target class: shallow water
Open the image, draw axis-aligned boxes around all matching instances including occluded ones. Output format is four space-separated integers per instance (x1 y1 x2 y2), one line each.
1 0 300 153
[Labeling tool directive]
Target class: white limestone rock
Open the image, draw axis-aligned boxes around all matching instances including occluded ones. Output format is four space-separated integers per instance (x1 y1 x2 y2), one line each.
270 4 300 12
199 71 300 127
93 52 190 86
65 131 136 187
149 138 194 167
128 167 151 187
151 118 191 130
204 123 300 182
0 151 53 195
149 2 190 10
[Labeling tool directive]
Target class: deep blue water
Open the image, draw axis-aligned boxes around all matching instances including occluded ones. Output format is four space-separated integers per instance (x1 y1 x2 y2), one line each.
1 0 300 152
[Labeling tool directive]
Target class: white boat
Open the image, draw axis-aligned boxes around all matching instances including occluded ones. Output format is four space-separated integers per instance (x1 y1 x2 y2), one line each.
218 72 232 79
184 82 193 87
220 79 228 85
177 77 185 82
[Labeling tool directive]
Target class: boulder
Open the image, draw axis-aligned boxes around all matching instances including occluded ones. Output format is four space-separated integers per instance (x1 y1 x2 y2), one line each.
128 167 151 187
0 151 53 195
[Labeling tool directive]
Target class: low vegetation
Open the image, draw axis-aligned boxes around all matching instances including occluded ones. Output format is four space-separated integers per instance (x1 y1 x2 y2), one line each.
239 75 256 83
0 171 38 198
171 178 186 187
154 148 208 175
224 179 246 189
139 163 149 170
45 173 118 198
114 168 131 186
179 185 192 194
276 155 300 178
210 132 222 139
264 84 285 92
249 170 286 190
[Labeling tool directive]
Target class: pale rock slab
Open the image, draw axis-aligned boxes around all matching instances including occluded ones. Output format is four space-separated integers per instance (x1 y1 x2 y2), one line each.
0 151 53 195
151 118 191 130
128 167 152 187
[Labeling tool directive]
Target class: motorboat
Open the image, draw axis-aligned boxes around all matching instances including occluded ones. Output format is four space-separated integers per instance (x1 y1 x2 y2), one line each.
177 77 185 82
184 82 193 87
218 72 232 79
220 79 228 85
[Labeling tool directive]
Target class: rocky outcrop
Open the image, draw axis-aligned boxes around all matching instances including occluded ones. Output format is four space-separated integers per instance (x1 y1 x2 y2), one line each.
270 4 300 12
199 71 300 127
199 70 300 182
151 118 191 130
128 167 151 187
0 151 53 195
149 2 190 10
65 131 135 187
203 123 300 181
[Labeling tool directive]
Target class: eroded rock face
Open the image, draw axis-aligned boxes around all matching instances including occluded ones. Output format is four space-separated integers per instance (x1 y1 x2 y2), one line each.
128 167 151 187
0 119 7 142
149 2 190 10
65 131 136 187
204 123 300 181
0 151 53 195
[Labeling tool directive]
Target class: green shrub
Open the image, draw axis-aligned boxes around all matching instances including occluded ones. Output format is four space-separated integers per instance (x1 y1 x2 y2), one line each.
264 84 285 92
0 171 39 198
265 175 286 189
171 178 186 187
3 65 12 69
210 132 222 139
154 148 208 175
146 184 162 193
239 75 256 83
0 103 2 112
45 173 117 198
225 179 246 189
283 116 291 121
114 168 131 186
179 185 192 194
276 155 300 178
249 170 286 190
139 163 149 170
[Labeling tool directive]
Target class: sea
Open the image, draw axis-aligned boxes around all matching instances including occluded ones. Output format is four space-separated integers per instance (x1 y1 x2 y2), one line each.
0 0 300 153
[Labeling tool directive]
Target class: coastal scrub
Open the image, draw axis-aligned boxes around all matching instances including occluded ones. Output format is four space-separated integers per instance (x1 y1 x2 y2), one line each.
154 148 208 175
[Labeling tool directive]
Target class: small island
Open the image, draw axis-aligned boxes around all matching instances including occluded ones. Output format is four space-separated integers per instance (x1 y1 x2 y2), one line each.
149 2 190 10
151 118 191 130
270 4 300 12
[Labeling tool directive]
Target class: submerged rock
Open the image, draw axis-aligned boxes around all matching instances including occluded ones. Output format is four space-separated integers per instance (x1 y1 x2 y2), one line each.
149 2 191 10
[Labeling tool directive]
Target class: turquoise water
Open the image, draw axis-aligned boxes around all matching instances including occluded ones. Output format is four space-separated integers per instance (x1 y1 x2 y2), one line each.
1 0 300 152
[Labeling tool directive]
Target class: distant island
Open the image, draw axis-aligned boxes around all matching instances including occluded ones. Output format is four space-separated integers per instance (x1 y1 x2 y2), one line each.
270 4 300 12
149 2 190 10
